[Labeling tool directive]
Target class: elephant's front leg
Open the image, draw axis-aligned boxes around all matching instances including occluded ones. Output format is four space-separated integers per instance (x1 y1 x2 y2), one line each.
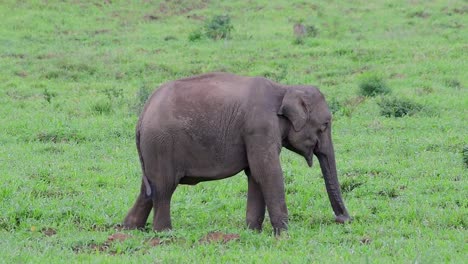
246 138 288 235
245 169 266 231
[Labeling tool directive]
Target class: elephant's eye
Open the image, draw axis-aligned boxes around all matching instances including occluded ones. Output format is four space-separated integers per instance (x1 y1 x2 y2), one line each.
320 122 329 132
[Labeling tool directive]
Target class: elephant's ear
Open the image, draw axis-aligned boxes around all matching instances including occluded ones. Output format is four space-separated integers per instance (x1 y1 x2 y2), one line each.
278 89 308 131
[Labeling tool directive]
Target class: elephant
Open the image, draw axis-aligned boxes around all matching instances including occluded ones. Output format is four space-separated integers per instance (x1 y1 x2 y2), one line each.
123 72 350 235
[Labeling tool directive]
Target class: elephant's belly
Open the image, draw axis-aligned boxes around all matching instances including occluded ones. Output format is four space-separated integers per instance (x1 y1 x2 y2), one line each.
180 151 248 184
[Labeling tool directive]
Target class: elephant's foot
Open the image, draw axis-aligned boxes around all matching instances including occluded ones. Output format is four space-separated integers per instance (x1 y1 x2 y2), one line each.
152 200 173 232
271 217 288 236
123 216 146 230
123 198 153 229
335 214 351 224
123 207 151 229
246 219 263 232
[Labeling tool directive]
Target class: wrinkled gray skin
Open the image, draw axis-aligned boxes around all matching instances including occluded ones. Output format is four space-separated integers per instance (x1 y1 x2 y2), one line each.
123 72 350 235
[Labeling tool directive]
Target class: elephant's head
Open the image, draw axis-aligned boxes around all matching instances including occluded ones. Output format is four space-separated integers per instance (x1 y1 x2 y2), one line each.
278 86 350 223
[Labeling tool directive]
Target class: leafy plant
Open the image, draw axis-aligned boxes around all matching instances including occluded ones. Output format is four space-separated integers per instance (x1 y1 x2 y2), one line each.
305 24 319 37
328 98 342 115
328 97 365 117
134 85 152 115
445 78 462 89
292 36 305 45
204 15 233 40
92 100 112 115
341 179 364 193
42 88 57 103
378 97 423 117
188 29 203 41
36 129 86 143
358 73 391 96
102 87 123 102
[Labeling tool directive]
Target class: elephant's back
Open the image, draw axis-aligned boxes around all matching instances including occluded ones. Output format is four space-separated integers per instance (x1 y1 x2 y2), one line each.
140 73 251 135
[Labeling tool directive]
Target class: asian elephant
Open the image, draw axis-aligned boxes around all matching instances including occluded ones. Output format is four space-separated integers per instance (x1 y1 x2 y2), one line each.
123 72 350 235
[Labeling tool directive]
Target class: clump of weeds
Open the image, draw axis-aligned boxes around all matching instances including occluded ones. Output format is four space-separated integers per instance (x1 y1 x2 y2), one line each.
91 87 124 115
133 85 153 115
204 14 233 40
292 20 318 45
378 97 423 117
42 88 57 104
358 73 391 97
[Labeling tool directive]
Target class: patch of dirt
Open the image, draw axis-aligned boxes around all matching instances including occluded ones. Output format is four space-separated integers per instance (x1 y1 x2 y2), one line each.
2 53 25 59
147 238 161 247
42 227 57 236
186 14 205 20
199 231 240 244
73 232 132 254
15 71 28 77
92 29 111 35
107 233 132 242
37 53 56 60
144 14 160 21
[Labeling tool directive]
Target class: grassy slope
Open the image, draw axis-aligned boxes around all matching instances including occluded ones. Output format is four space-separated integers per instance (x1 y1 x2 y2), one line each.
0 0 466 263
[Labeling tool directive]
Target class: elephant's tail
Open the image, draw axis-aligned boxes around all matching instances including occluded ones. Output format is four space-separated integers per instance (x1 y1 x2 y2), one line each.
136 119 152 197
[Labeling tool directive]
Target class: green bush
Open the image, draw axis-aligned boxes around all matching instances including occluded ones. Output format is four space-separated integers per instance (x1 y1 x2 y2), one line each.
204 15 233 40
358 73 391 96
42 88 57 104
292 36 305 45
133 85 152 115
188 29 203 41
328 98 342 115
328 96 365 117
305 24 319 37
378 97 423 117
92 100 112 115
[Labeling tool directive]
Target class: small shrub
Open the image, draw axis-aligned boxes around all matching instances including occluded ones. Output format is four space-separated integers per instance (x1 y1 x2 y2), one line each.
164 35 177 41
92 100 112 115
328 97 365 117
328 99 342 115
463 146 468 168
102 87 123 102
188 29 203 41
378 97 423 117
292 22 318 45
261 64 288 82
358 73 391 97
378 187 399 198
292 36 305 45
305 24 319 37
134 85 152 115
204 15 233 40
43 88 57 103
341 179 364 193
36 129 86 143
445 78 462 89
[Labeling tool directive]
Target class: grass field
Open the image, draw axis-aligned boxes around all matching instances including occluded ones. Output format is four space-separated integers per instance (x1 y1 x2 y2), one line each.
0 0 466 263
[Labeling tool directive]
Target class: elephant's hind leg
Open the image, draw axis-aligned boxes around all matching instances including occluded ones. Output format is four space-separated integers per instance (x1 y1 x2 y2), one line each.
123 180 153 229
145 158 178 231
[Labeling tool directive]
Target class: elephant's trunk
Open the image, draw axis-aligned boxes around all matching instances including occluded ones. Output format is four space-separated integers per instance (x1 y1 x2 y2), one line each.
315 132 350 223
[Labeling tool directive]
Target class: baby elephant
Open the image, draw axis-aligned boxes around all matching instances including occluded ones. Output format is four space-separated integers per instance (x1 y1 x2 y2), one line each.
123 72 350 235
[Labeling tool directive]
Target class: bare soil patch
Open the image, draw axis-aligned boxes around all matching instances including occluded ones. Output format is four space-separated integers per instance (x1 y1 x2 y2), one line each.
199 231 240 244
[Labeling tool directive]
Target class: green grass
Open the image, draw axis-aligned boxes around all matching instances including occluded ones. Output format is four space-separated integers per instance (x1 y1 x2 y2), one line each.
1 0 467 263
